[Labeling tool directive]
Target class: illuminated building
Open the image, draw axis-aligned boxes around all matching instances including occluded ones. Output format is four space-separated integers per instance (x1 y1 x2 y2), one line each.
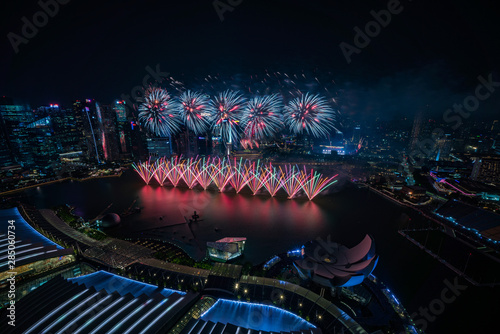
0 103 35 166
72 99 104 162
113 100 133 159
49 105 83 154
147 137 173 158
207 237 246 262
409 108 424 154
294 235 378 287
0 208 74 286
402 185 427 200
2 271 196 333
471 156 500 185
0 99 16 167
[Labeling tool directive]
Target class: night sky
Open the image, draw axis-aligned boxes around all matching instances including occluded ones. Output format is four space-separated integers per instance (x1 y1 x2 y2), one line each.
1 0 499 120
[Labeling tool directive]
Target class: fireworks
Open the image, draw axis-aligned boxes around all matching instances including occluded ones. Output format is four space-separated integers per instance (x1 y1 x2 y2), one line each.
240 138 259 150
152 157 169 186
193 157 213 190
137 83 340 144
179 157 199 189
241 94 283 141
209 90 245 144
228 158 252 193
133 157 337 200
178 90 211 134
280 165 306 199
210 157 235 192
261 163 283 197
301 169 338 200
138 87 181 137
246 160 266 195
132 159 154 184
166 156 183 187
284 93 336 138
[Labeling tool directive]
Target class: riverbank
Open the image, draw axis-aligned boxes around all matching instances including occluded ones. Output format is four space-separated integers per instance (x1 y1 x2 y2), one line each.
0 172 123 196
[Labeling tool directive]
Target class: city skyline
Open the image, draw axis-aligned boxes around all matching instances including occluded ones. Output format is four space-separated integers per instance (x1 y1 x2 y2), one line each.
1 0 500 120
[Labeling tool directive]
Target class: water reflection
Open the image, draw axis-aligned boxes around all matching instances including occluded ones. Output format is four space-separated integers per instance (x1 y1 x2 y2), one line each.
118 183 331 262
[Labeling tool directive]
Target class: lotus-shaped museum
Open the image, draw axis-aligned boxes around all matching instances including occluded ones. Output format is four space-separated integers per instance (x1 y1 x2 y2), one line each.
294 234 378 287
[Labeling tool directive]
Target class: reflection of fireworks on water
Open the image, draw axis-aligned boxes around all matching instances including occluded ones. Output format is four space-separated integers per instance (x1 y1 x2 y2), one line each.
133 157 337 200
178 90 211 135
209 90 245 144
138 87 181 137
284 93 336 138
241 94 283 141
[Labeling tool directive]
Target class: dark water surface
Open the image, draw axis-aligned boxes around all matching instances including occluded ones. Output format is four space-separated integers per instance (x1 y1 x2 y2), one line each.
14 170 499 333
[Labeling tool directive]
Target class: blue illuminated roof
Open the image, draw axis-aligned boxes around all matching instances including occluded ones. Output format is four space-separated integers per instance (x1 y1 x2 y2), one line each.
0 207 63 249
7 272 195 334
201 299 315 332
69 271 185 298
0 208 71 273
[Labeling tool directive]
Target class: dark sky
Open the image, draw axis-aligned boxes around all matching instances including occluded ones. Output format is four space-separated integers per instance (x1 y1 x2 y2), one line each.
1 0 499 120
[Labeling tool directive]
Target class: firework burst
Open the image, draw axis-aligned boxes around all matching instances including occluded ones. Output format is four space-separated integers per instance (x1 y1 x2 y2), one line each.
241 94 283 141
209 90 245 144
152 157 169 186
179 157 199 189
240 138 259 150
138 87 181 137
301 170 338 200
284 93 336 138
178 90 211 134
133 157 338 200
166 156 183 187
280 165 306 199
228 158 251 193
195 157 214 190
246 160 267 195
261 163 283 197
132 159 154 184
210 157 234 192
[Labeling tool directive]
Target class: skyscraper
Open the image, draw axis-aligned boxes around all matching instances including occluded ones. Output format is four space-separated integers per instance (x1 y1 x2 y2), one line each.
113 100 132 159
73 99 105 163
0 102 35 167
409 108 424 153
